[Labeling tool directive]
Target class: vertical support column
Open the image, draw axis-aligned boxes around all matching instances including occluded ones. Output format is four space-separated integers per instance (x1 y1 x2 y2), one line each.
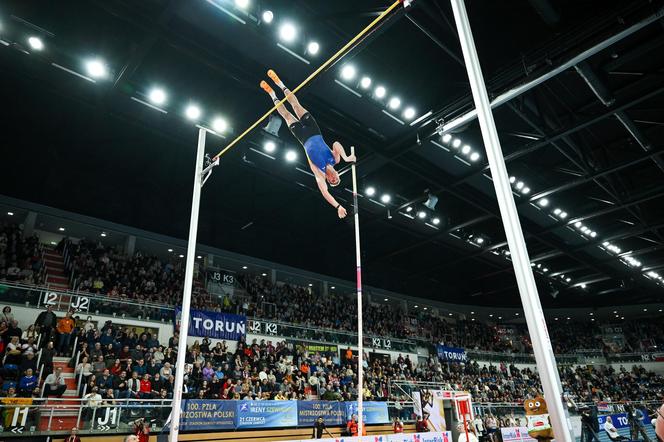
449 1 572 441
24 211 37 237
350 146 364 437
322 281 329 297
124 235 136 256
206 253 214 267
170 128 207 442
270 269 277 285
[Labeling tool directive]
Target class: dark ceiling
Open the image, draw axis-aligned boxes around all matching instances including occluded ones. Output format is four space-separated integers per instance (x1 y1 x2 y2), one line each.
1 0 664 308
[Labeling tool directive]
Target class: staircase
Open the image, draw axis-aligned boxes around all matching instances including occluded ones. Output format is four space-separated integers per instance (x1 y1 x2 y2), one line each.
39 357 80 431
43 249 70 291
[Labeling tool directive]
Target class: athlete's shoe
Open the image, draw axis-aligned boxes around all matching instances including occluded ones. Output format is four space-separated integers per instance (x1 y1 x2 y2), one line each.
267 69 282 85
260 80 274 94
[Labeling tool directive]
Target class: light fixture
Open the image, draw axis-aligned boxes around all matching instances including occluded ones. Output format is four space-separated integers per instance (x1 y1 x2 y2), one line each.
580 283 587 289
178 254 184 258
449 313 453 316
235 0 249 8
100 232 107 237
308 283 313 287
388 97 401 110
285 150 297 162
559 211 568 219
452 138 462 148
7 212 14 216
262 273 267 276
279 22 297 42
212 117 228 133
442 134 452 143
553 208 561 215
406 207 413 212
461 145 471 155
28 36 44 51
264 141 276 153
85 58 108 79
185 104 202 121
384 298 388 301
341 65 356 81
469 152 480 162
148 87 167 105
380 194 391 204
476 237 484 244
566 277 571 282
307 41 320 55
574 221 582 228
168 248 173 252
360 76 372 89
417 211 426 219
262 10 274 23
522 187 530 195
538 198 549 207
403 107 416 120
414 305 418 308
365 186 376 197
515 181 524 190
58 227 65 232
432 217 440 225
331 286 335 289
242 266 248 269
590 231 597 238
50 241 56 245
197 255 202 259
374 86 386 98
509 176 516 183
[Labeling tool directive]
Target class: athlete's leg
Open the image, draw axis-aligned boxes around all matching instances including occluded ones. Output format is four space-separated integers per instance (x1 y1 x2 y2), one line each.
331 141 355 164
268 70 308 119
261 81 298 126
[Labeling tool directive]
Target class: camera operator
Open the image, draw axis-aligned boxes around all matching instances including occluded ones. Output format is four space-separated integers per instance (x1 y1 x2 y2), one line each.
626 402 652 442
579 405 601 442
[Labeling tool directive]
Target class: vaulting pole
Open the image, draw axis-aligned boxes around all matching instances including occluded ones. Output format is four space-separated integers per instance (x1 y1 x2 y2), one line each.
350 146 364 437
449 1 573 442
170 128 206 442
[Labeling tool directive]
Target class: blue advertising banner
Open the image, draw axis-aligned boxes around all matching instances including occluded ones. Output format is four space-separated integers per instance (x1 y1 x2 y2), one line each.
176 308 246 340
297 401 345 426
437 345 468 362
344 401 390 424
236 400 298 429
179 399 236 431
597 413 629 429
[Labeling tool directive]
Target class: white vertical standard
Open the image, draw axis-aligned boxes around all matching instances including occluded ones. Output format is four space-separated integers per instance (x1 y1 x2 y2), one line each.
449 1 573 442
350 146 364 437
169 128 207 442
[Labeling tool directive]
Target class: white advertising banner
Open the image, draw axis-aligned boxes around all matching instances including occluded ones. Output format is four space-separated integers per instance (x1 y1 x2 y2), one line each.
291 431 452 442
413 391 448 432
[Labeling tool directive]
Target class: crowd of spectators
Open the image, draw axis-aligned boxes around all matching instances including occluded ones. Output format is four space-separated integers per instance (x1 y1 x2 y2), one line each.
0 222 44 285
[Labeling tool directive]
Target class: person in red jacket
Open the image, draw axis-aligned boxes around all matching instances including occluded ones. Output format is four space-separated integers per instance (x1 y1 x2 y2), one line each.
63 427 81 442
416 415 430 432
394 417 404 433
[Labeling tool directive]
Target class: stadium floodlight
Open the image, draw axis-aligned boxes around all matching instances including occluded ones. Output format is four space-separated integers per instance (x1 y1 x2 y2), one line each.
522 187 530 194
380 194 391 204
341 65 356 80
406 206 413 212
452 138 462 148
365 186 376 197
469 152 480 162
515 181 524 190
285 150 297 162
432 217 440 225
360 76 372 89
403 107 416 120
185 104 202 121
374 85 386 98
574 221 582 228
168 248 173 252
442 133 452 143
509 176 516 183
28 36 44 51
7 212 14 216
279 22 297 42
476 237 484 244
212 117 228 133
388 97 401 110
307 41 320 55
264 141 276 153
179 254 184 258
553 208 561 215
235 0 249 9
85 58 108 78
262 10 273 23
58 227 65 231
461 145 471 155
148 87 167 105
100 232 107 237
559 211 568 219
590 231 597 238
417 211 426 219
538 198 549 207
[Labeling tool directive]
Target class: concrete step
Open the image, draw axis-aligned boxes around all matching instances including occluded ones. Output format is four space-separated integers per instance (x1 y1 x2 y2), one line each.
39 415 79 431
47 275 69 284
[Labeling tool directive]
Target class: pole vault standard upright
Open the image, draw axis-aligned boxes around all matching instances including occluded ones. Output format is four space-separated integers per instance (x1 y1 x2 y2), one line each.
168 3 406 441
449 1 573 441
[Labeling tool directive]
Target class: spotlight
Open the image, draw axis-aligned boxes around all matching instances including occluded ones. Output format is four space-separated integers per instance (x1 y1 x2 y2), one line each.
442 134 452 143
7 212 14 216
360 76 372 89
559 211 568 219
388 97 401 110
28 36 44 51
461 145 471 155
197 256 203 259
262 273 267 276
574 221 582 228
374 86 386 98
590 231 597 238
307 41 320 55
522 187 530 194
279 22 297 42
148 88 167 105
235 0 249 8
515 181 524 190
179 254 185 258
580 283 587 289
100 232 107 237
365 187 376 197
553 208 561 215
469 152 480 162
212 117 228 133
509 176 516 183
380 194 391 204
403 107 416 120
167 248 173 252
566 277 571 282
85 58 108 78
476 237 484 244
341 65 356 80
406 207 413 212
264 141 276 153
417 211 426 219
538 198 549 207
58 227 65 231
285 150 297 162
242 266 248 269
452 138 462 148
185 104 202 121
432 217 441 225
262 10 274 23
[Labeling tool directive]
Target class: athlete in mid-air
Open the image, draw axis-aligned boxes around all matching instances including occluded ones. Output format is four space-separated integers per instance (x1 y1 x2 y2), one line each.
260 69 356 219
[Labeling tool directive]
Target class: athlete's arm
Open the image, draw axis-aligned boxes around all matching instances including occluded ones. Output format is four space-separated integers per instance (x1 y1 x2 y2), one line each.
311 161 347 218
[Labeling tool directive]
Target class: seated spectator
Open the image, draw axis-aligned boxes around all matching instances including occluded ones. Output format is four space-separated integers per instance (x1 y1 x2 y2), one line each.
139 373 153 399
43 367 67 397
18 368 38 397
604 416 629 441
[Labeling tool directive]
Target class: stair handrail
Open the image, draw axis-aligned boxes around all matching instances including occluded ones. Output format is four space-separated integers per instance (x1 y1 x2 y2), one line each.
75 382 88 429
73 338 84 394
38 363 44 385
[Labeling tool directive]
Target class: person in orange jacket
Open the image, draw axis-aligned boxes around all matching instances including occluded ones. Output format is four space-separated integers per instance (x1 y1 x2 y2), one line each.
346 415 367 436
56 311 75 356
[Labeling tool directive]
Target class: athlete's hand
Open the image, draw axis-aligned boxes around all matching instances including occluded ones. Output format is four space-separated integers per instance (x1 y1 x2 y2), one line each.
338 205 347 218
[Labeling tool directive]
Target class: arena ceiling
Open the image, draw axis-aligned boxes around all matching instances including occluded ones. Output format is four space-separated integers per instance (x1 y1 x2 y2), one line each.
2 0 664 308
